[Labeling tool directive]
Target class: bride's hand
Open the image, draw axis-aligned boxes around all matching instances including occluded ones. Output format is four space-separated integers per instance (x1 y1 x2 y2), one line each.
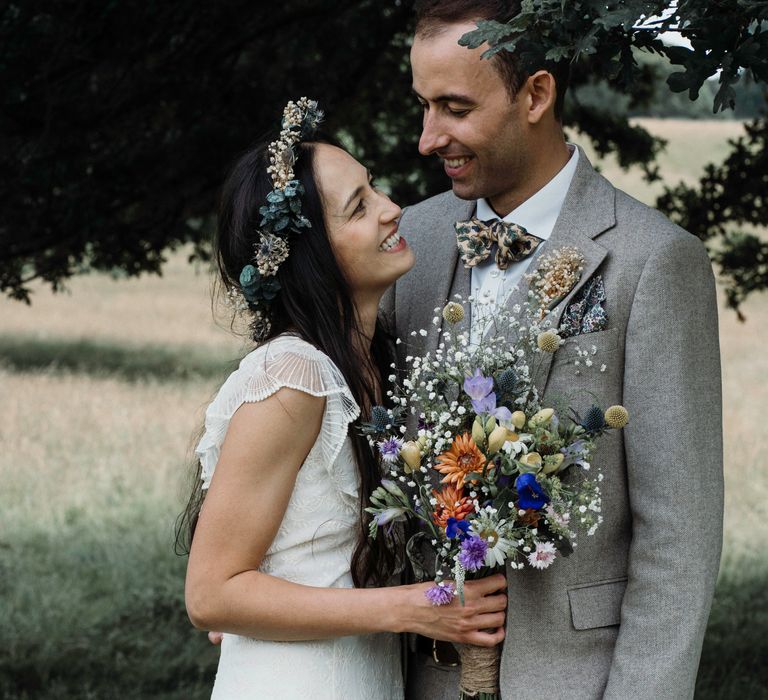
404 573 507 647
208 631 223 645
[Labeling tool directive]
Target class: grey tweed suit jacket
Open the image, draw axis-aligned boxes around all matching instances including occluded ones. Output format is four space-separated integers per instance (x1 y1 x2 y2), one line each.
382 147 723 700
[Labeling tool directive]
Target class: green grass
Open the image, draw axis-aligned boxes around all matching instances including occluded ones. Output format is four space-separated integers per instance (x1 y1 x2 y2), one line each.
695 557 768 699
0 520 217 700
0 334 235 383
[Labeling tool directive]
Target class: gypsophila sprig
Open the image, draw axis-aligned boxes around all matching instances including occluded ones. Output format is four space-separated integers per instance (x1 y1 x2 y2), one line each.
364 288 628 699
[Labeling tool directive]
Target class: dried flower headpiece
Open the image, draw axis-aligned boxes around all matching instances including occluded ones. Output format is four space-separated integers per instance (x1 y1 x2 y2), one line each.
234 97 324 338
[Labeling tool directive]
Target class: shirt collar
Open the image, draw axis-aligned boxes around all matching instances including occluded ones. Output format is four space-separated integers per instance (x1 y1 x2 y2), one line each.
475 144 579 241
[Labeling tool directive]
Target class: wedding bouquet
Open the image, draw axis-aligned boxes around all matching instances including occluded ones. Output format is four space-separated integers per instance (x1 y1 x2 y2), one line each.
366 281 628 699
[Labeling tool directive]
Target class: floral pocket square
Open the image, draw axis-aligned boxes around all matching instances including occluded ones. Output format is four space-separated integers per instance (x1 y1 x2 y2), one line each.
558 274 608 338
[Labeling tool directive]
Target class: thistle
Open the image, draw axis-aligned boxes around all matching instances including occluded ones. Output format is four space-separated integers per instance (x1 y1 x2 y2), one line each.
581 405 605 434
496 368 518 395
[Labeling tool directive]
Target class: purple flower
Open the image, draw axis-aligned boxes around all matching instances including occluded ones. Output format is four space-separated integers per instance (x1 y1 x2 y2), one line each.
463 369 493 401
560 439 589 469
377 437 403 463
471 391 513 422
458 535 488 572
515 473 550 510
446 517 471 540
425 582 455 606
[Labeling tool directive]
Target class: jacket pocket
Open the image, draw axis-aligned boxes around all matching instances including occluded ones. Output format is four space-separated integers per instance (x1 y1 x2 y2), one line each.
567 576 627 631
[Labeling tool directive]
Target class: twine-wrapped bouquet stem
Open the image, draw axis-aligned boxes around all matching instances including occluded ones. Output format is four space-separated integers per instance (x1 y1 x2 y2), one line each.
458 641 501 699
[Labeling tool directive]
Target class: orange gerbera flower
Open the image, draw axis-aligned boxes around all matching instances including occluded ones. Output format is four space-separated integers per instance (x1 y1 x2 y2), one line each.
435 433 487 486
431 484 474 528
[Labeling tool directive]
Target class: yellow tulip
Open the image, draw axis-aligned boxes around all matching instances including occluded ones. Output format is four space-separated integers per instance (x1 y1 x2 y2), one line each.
529 408 555 427
511 411 526 429
542 453 565 475
399 441 422 473
472 417 486 447
487 426 509 453
520 452 542 469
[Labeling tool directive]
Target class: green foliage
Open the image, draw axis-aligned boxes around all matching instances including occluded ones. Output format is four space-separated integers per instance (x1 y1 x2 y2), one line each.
1 0 767 311
657 118 768 316
461 0 768 115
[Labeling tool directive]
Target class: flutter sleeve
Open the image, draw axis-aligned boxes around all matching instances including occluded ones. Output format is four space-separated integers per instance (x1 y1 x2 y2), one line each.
195 335 360 490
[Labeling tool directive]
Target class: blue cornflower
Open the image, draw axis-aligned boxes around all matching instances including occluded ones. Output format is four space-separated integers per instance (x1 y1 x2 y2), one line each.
458 535 488 572
515 472 550 510
425 582 455 606
446 517 471 540
377 437 403 463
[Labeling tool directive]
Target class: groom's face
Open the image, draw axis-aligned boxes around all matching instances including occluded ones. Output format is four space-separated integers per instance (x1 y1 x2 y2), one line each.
411 21 531 216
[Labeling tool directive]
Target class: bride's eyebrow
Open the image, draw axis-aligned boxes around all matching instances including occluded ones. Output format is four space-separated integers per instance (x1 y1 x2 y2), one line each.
342 170 372 213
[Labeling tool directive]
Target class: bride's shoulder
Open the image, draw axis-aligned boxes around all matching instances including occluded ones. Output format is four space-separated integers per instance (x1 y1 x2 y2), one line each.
223 333 352 403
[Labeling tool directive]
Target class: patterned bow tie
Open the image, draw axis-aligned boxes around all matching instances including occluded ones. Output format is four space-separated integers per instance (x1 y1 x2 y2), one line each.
455 217 542 270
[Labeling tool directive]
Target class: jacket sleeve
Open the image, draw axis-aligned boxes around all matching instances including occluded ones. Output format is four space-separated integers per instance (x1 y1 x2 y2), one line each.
604 233 723 699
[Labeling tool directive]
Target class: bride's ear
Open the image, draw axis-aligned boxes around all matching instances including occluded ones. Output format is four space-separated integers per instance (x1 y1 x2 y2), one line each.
524 70 557 125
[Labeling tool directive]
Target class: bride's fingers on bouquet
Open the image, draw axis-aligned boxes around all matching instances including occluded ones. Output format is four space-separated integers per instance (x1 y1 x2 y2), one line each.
465 626 505 648
469 573 507 595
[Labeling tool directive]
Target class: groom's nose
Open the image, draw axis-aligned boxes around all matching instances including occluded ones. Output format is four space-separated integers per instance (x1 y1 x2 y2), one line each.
418 112 450 156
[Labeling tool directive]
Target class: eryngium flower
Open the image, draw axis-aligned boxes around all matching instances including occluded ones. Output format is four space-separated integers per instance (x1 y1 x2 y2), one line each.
537 330 561 353
604 405 629 429
581 405 605 434
496 368 518 395
370 405 390 432
442 302 465 324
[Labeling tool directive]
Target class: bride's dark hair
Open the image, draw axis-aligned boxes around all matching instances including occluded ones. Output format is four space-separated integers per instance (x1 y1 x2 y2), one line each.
175 137 398 587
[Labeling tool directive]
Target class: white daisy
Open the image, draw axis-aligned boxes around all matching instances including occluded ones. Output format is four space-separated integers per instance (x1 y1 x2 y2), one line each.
471 508 516 568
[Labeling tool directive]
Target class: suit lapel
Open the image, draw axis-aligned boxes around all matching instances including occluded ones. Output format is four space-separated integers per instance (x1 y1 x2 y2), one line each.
397 196 474 355
518 147 616 392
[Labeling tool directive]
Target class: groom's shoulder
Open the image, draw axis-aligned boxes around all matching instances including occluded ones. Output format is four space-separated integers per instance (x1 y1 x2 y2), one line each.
611 185 704 255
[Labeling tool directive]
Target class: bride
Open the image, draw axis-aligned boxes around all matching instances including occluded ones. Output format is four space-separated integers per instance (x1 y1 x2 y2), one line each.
179 98 506 699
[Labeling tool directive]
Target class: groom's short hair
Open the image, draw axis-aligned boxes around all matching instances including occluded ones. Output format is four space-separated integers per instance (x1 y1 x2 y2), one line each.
414 0 570 121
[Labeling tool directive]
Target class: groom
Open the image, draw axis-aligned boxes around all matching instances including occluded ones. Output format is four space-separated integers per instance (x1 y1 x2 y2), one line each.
384 1 724 698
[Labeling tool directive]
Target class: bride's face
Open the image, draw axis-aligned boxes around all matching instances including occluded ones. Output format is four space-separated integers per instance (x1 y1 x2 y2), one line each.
315 144 415 303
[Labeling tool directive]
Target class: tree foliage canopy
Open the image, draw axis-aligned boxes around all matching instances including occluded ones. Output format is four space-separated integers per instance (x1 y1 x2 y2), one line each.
2 0 767 313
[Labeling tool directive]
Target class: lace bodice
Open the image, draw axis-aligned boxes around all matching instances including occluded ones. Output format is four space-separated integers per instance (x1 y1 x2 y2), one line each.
194 334 403 699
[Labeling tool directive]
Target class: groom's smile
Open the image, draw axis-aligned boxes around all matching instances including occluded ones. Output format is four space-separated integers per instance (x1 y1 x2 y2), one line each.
410 20 557 216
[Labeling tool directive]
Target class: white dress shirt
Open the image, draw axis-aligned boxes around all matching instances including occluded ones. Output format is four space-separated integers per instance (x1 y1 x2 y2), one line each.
470 145 579 346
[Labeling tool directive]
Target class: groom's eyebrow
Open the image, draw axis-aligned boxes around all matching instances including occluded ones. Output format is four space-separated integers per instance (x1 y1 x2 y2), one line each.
411 88 474 105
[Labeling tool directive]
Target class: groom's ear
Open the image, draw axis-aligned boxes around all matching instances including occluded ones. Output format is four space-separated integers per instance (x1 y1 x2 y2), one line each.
523 70 557 125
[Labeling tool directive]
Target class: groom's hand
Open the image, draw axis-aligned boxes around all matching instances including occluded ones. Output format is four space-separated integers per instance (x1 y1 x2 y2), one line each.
208 631 223 645
413 573 507 648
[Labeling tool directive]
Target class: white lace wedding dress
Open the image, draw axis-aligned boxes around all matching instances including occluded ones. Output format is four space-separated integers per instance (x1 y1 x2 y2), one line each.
195 334 403 699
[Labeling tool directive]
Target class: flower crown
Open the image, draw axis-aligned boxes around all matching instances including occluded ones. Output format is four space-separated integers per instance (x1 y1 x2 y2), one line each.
235 97 324 337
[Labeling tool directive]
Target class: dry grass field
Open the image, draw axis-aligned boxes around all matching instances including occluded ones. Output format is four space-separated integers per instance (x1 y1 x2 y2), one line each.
1 118 766 698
